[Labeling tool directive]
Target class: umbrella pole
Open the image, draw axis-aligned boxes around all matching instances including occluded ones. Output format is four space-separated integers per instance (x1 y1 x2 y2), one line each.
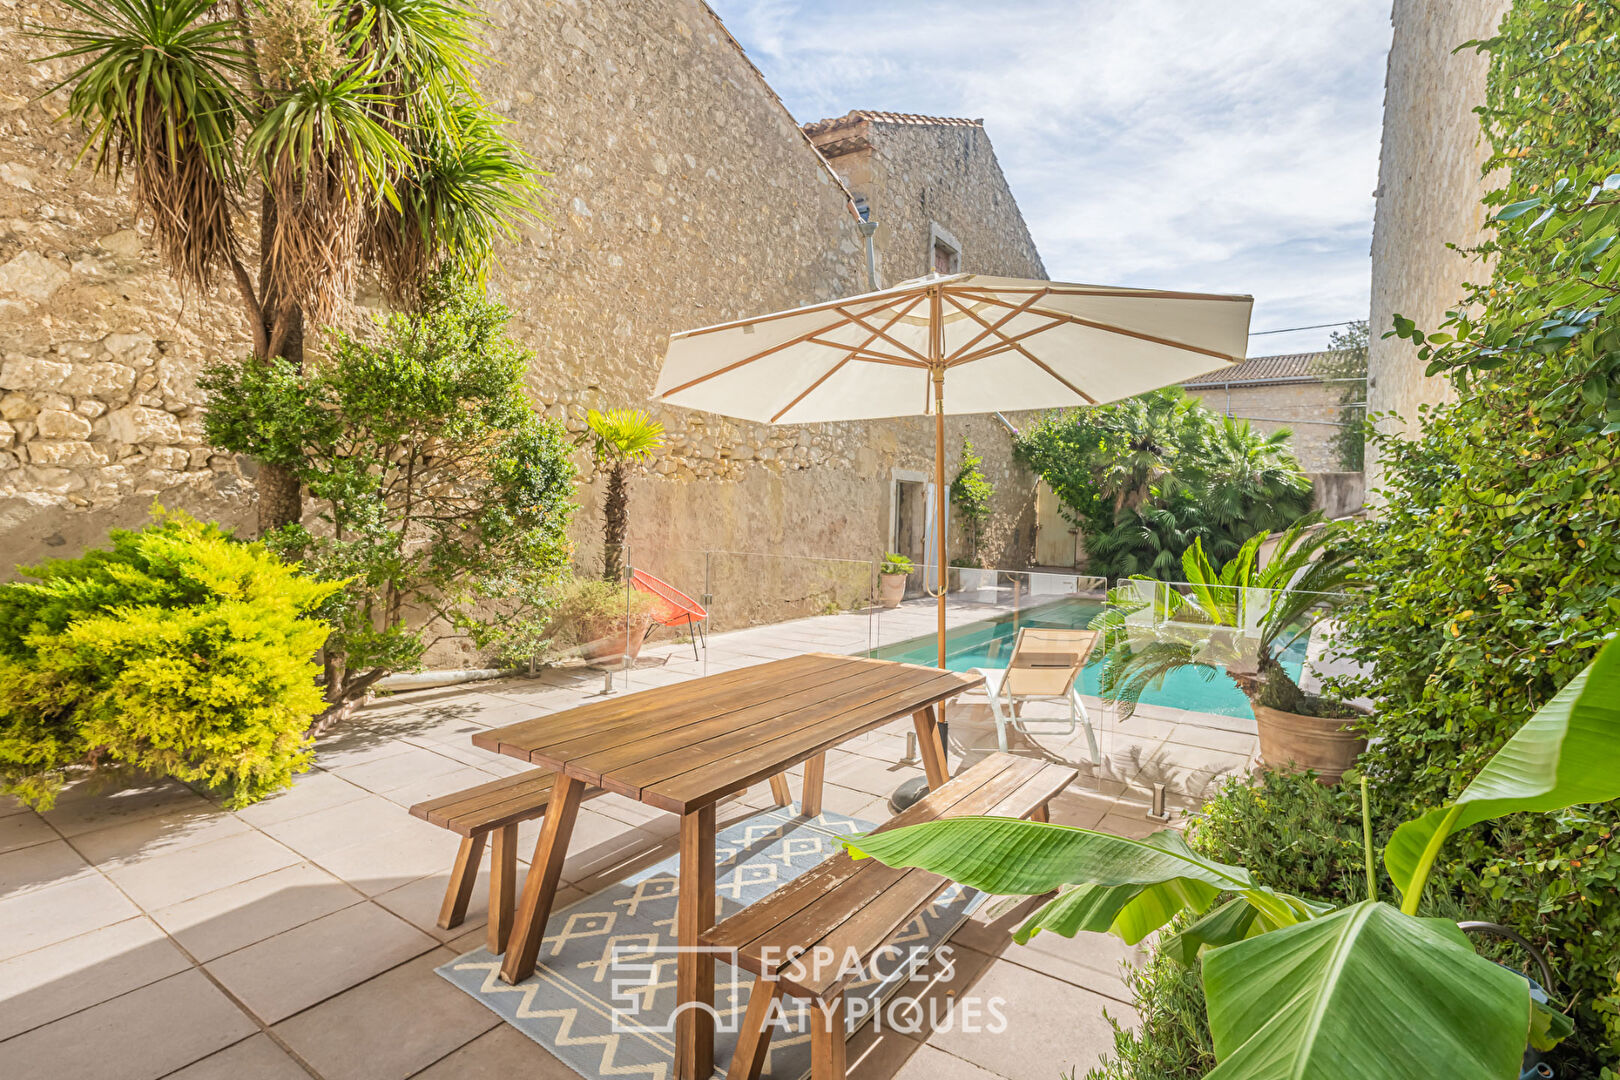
933 368 947 669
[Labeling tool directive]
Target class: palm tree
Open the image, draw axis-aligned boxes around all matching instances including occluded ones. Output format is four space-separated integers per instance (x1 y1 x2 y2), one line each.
1194 416 1313 535
1095 515 1354 717
37 0 541 533
580 409 664 581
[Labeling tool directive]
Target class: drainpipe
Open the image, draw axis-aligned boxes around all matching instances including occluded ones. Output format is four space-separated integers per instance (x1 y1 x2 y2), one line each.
856 219 880 291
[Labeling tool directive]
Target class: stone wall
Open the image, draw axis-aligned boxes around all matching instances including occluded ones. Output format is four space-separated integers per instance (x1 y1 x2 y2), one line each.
1181 380 1347 474
808 113 1049 570
1366 0 1509 492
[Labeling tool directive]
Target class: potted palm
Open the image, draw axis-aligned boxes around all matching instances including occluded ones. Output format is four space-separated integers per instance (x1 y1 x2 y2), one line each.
847 639 1619 1077
1095 516 1365 782
579 409 665 582
878 552 914 609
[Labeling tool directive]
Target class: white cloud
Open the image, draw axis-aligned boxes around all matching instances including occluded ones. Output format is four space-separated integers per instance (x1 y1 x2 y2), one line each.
708 0 1392 352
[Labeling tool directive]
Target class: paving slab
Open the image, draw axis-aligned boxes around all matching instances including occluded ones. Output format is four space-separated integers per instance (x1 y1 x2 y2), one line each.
0 837 94 899
102 829 301 910
0 916 190 1041
150 860 366 962
0 872 141 961
163 1033 312 1079
204 902 438 1024
273 947 500 1080
0 968 255 1080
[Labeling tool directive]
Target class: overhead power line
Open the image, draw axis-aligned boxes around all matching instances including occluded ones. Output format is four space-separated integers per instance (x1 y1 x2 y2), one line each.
1248 319 1361 337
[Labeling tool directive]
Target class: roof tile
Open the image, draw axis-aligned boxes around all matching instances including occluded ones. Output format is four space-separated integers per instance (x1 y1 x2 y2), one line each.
1181 351 1324 386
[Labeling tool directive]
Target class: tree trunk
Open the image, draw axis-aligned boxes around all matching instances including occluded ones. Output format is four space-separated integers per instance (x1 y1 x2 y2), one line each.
602 463 628 581
254 192 304 535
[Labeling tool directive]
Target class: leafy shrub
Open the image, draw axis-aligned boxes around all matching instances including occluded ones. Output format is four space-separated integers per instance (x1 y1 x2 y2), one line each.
0 512 339 809
543 577 656 654
879 552 915 576
203 276 577 722
951 438 994 566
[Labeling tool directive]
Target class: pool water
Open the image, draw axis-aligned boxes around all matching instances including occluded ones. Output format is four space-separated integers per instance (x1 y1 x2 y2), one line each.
868 596 1307 720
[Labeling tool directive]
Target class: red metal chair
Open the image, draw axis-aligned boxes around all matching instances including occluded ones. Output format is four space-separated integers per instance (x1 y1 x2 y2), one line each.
630 569 708 659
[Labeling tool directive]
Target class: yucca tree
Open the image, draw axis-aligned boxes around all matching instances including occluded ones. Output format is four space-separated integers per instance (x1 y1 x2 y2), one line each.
579 409 665 582
36 0 542 533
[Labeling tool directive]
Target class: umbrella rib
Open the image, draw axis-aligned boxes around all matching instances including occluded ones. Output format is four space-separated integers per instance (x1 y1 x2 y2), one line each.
804 341 925 366
770 295 930 423
671 290 909 339
945 289 1049 361
949 315 1069 365
946 298 1099 405
836 306 931 364
658 311 873 398
951 289 1243 363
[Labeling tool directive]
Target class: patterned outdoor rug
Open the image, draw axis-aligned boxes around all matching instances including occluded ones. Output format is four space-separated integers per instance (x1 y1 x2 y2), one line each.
437 804 979 1080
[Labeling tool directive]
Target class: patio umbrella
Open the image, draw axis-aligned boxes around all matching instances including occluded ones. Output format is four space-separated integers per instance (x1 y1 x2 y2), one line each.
654 272 1252 667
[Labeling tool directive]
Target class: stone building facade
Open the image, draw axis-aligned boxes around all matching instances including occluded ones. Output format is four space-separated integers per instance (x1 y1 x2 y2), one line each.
1180 352 1347 475
1366 0 1509 491
0 0 1048 643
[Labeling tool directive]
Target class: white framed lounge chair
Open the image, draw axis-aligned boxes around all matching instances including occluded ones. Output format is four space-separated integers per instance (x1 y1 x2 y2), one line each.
974 627 1101 764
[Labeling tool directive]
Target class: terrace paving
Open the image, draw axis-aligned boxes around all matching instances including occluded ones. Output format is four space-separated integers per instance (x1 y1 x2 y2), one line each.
0 597 1258 1080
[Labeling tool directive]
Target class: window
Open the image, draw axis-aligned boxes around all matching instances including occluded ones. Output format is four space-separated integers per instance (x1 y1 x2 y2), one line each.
928 222 961 275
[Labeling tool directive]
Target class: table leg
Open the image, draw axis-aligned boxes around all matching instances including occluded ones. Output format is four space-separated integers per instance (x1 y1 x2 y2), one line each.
768 774 793 807
499 772 584 984
801 753 826 817
912 706 950 789
676 802 717 1080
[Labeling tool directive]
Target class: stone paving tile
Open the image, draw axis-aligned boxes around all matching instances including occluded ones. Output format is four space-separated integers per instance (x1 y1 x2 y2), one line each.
372 862 493 942
0 872 141 961
919 948 1129 1080
164 1034 311 1079
0 811 55 855
377 765 504 809
262 794 444 858
233 769 371 829
297 819 463 898
69 805 251 868
150 861 366 962
330 744 473 795
273 948 500 1080
409 1023 581 1080
0 968 255 1080
850 1031 1002 1080
0 837 94 899
38 779 211 839
205 902 438 1024
0 916 190 1041
102 829 301 910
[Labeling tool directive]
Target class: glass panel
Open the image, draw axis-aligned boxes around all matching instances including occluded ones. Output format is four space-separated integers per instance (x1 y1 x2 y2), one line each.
1096 579 1352 812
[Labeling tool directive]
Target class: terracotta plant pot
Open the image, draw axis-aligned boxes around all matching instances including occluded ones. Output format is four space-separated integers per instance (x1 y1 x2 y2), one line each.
579 618 650 665
1253 705 1368 785
879 572 908 609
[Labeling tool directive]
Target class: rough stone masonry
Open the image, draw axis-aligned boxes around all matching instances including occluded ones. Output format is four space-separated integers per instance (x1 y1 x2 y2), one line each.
0 0 1055 641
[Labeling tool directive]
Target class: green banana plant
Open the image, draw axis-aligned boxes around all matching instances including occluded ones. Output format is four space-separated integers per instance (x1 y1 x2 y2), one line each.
846 636 1620 1079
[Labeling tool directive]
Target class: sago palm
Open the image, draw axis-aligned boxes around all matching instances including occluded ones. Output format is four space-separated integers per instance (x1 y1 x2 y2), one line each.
35 0 543 533
581 409 665 582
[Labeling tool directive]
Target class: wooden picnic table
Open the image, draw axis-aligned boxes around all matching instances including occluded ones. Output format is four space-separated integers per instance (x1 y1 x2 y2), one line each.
472 652 981 1080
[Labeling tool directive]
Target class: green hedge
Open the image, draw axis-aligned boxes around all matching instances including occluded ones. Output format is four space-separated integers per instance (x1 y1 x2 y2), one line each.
0 512 339 809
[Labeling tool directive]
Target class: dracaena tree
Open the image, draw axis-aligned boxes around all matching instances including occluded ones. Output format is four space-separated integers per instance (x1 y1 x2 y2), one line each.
36 0 541 533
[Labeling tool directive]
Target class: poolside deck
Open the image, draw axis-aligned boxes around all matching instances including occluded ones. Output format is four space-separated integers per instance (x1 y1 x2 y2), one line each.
0 598 1258 1080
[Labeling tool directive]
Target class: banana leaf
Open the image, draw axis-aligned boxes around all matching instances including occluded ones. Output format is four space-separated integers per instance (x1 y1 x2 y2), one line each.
845 817 1305 944
1385 639 1620 905
1201 900 1528 1079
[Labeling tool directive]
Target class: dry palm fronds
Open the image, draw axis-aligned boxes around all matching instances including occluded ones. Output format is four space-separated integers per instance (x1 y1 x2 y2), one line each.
37 0 249 290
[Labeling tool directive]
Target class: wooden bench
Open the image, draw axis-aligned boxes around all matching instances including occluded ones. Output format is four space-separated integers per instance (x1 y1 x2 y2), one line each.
411 766 799 956
409 770 596 953
703 752 1077 1080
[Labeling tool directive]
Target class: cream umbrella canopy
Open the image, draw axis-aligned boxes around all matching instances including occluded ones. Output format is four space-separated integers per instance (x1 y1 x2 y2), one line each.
654 273 1253 666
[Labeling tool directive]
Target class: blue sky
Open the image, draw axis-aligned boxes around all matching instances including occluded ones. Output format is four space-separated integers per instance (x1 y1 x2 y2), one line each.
707 0 1393 354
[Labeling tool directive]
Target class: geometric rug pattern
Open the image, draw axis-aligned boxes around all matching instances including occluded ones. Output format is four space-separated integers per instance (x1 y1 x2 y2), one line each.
437 804 979 1080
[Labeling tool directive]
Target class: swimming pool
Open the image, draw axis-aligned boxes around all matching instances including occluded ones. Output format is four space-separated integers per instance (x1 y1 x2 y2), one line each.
868 596 1306 719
